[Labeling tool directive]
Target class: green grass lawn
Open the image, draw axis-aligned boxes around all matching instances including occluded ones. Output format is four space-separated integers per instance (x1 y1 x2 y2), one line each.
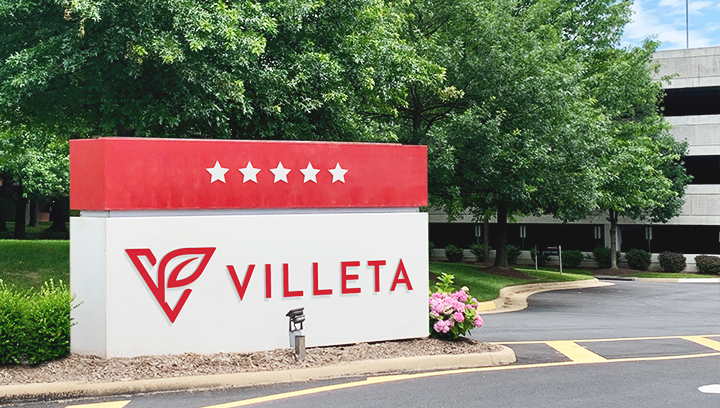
429 262 591 302
2 221 69 240
0 240 69 291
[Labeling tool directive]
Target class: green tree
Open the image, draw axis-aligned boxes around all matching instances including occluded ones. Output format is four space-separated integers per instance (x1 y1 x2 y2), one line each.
393 0 616 266
0 129 69 238
588 42 691 270
0 0 438 142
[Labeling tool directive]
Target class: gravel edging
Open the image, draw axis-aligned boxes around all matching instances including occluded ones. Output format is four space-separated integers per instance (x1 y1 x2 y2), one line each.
0 339 515 403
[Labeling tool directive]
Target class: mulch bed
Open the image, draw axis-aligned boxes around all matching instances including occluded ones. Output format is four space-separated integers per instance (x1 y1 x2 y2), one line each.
0 338 501 386
476 266 537 280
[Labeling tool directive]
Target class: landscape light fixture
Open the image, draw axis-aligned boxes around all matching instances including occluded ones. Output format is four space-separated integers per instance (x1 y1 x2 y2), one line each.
286 307 306 362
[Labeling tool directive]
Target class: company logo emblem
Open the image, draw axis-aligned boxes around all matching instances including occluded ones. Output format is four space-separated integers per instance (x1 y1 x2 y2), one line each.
125 248 216 323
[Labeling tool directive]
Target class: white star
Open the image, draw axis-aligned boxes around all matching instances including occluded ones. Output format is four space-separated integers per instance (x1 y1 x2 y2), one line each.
239 161 261 183
206 161 229 183
299 162 320 183
329 163 348 183
270 162 291 183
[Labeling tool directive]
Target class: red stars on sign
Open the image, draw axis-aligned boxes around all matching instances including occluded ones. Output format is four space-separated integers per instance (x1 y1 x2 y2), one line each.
206 161 348 185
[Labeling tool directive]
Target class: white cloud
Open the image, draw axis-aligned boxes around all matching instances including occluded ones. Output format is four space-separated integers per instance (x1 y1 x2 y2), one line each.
658 0 684 9
705 22 720 32
690 1 714 13
622 0 714 49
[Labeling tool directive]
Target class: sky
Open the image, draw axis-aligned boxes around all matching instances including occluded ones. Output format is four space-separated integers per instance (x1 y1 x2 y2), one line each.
621 0 720 50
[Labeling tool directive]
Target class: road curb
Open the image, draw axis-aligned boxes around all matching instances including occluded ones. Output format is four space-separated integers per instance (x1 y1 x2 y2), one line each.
477 279 614 314
0 346 516 403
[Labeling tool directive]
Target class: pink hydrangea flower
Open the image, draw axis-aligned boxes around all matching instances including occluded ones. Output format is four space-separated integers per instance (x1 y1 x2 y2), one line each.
473 316 484 328
453 312 465 322
433 319 452 333
453 291 468 302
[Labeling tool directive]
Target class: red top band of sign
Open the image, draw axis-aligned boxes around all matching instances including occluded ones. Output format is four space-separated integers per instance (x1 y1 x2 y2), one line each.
70 138 427 211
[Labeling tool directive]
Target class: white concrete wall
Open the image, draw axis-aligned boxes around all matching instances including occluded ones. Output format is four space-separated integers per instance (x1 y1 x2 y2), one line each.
654 47 720 89
668 115 720 156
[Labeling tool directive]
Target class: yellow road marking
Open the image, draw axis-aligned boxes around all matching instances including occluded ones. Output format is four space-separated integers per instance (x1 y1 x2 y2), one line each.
199 351 720 408
65 401 131 408
545 341 608 363
493 334 720 345
682 336 720 351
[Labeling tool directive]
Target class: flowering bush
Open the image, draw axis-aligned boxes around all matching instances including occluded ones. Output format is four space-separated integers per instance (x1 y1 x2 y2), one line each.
429 273 484 340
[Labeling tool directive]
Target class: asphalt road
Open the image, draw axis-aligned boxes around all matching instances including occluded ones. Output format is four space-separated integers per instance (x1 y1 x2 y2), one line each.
10 280 720 408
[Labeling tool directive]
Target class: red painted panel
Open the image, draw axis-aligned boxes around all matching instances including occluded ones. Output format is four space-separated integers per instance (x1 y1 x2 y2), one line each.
70 138 427 210
69 140 106 211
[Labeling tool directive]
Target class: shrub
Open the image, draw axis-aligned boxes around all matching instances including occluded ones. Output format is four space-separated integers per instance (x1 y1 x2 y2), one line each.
470 244 485 263
0 281 28 364
507 245 522 265
429 273 483 340
21 280 74 365
0 279 74 365
561 250 584 269
658 252 686 273
695 255 720 274
530 247 549 267
429 242 435 258
626 249 652 271
591 247 620 269
444 245 465 262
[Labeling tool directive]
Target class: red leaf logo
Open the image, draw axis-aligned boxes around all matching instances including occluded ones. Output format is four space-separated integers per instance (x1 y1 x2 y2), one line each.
126 247 216 323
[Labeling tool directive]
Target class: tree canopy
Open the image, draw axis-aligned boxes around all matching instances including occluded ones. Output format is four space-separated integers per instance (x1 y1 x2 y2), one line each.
0 0 691 250
0 0 439 141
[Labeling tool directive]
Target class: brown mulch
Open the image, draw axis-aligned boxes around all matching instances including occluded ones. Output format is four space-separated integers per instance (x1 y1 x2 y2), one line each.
0 338 502 386
477 266 537 280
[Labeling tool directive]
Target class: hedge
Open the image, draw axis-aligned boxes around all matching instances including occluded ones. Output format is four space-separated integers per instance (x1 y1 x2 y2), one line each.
0 280 74 365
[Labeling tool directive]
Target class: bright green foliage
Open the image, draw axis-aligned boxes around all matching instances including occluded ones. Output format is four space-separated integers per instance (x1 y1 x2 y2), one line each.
561 250 584 269
433 272 456 294
589 43 692 269
444 245 464 263
21 280 74 364
695 256 720 275
658 252 686 273
0 279 74 365
626 249 652 271
0 0 273 138
0 281 27 364
0 130 68 202
396 0 630 267
0 0 438 141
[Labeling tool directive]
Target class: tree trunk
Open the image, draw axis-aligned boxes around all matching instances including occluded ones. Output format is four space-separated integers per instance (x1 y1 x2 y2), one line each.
48 201 69 232
13 185 27 239
0 180 8 232
483 218 490 262
494 204 509 267
28 200 39 227
609 209 618 270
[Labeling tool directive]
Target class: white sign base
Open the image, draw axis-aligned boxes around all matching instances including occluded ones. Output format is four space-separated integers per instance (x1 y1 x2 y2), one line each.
71 212 428 358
